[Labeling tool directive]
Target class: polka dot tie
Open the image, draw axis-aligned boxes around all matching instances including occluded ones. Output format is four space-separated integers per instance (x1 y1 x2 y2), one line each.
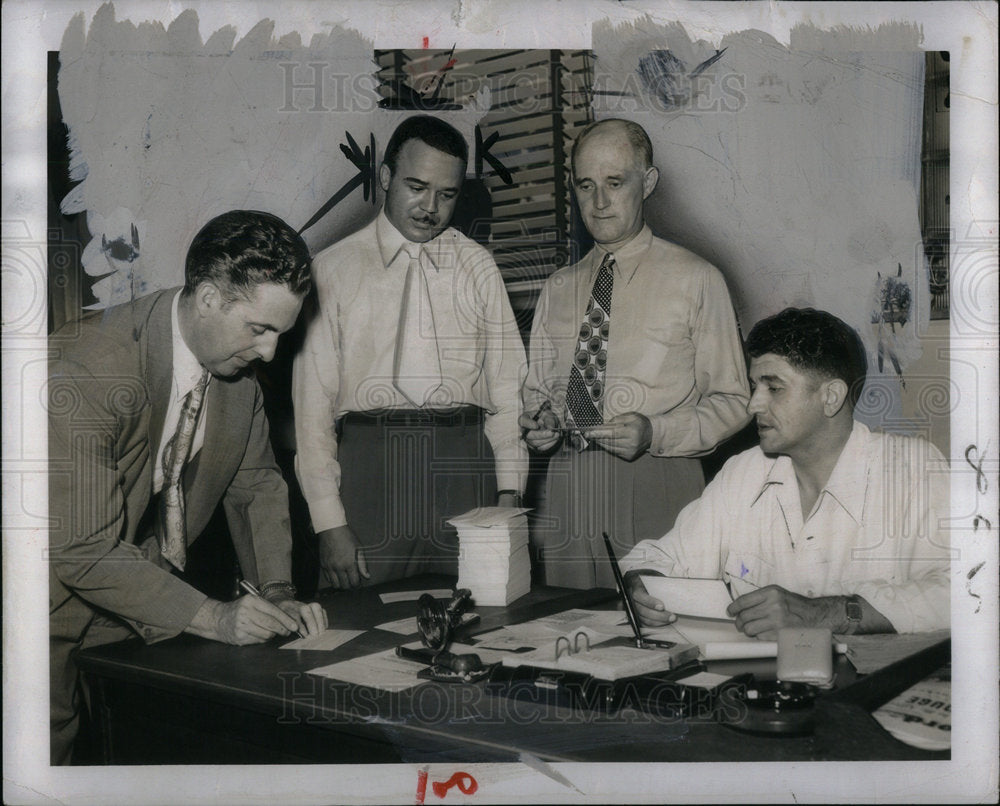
565 252 615 429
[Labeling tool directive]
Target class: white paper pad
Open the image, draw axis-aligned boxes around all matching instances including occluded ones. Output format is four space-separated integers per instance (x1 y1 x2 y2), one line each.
447 506 531 527
374 611 479 636
373 616 420 635
308 649 427 691
280 629 365 651
640 576 735 620
379 588 453 604
675 670 735 688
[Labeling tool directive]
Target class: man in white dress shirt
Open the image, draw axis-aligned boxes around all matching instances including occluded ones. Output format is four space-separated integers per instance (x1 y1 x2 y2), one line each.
294 115 527 587
622 308 950 637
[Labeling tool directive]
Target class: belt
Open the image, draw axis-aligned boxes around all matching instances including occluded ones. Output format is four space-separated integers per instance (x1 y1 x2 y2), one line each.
340 405 483 430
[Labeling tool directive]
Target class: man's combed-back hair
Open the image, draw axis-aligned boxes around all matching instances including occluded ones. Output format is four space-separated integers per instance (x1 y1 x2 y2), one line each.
183 210 312 301
747 307 869 408
383 115 469 173
570 118 654 171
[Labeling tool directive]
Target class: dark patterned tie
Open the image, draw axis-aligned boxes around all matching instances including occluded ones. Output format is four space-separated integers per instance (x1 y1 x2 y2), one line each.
565 252 615 429
157 369 209 570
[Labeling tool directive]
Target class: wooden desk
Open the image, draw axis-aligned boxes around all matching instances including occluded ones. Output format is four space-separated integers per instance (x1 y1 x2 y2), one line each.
76 576 950 764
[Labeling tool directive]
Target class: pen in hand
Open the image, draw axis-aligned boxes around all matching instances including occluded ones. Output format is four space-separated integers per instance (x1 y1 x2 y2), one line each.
239 579 305 639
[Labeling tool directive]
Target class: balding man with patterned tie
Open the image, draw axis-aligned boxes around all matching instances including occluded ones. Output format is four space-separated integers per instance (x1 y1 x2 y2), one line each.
521 118 751 589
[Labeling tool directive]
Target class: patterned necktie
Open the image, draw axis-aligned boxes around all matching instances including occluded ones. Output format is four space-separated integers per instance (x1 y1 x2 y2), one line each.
565 252 615 429
393 243 443 407
158 369 210 570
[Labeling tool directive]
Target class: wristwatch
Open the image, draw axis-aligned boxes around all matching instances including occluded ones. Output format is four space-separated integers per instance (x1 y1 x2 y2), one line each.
496 489 522 507
844 594 863 634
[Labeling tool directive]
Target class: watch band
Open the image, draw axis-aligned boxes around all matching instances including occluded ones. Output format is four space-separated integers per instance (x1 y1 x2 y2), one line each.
259 580 298 601
844 594 863 634
496 489 522 506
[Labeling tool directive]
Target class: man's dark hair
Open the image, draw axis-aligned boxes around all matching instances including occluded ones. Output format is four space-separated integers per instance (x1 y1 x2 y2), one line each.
570 118 654 172
746 307 869 408
183 210 311 301
383 115 469 174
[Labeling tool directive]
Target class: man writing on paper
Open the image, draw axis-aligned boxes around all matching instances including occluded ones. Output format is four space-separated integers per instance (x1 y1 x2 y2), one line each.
520 118 751 588
622 308 950 638
49 210 328 764
293 115 527 588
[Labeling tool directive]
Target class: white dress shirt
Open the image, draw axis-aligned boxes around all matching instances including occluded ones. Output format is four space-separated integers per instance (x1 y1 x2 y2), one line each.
621 421 951 633
153 290 209 493
293 211 528 532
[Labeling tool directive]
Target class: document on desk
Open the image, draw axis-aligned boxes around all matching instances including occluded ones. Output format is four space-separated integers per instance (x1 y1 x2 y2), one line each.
471 609 625 651
379 588 453 604
500 627 698 680
307 641 511 692
639 576 734 620
308 648 427 691
280 629 365 651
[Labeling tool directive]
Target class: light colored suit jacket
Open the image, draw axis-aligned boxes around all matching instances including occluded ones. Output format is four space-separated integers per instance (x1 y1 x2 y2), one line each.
48 289 293 644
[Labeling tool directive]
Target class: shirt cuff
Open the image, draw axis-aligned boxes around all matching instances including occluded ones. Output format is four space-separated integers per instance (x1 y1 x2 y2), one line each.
306 494 348 534
647 410 692 457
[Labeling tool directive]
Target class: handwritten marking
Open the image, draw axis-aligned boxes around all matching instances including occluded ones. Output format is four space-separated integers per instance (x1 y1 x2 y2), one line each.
964 444 989 494
432 772 478 798
415 766 429 805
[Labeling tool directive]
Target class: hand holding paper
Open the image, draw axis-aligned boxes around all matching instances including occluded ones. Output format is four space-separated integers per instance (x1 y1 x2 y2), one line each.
638 575 735 621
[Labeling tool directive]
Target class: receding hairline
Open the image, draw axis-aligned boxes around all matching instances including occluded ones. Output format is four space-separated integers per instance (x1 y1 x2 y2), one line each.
572 119 653 171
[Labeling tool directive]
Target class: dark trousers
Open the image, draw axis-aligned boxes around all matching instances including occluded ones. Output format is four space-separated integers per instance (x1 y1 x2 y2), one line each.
534 445 704 589
335 407 498 586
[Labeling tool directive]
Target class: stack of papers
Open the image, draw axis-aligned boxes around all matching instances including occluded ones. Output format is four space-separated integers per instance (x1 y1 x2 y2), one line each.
448 507 532 606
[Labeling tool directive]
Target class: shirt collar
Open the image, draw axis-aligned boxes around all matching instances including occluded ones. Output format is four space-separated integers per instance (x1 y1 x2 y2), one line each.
817 421 872 523
172 290 209 400
750 420 870 524
590 225 652 286
376 209 440 271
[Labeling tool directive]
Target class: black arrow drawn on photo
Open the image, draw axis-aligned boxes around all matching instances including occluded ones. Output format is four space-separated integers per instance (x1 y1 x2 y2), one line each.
299 131 378 235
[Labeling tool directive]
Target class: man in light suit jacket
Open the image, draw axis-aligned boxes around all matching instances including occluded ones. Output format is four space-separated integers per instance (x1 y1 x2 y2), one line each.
48 210 327 764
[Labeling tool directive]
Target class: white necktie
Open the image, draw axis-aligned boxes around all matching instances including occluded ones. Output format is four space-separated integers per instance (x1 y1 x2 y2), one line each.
393 243 442 407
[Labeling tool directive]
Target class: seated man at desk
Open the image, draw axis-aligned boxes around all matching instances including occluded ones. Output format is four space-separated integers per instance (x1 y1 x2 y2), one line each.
48 210 328 764
622 307 950 639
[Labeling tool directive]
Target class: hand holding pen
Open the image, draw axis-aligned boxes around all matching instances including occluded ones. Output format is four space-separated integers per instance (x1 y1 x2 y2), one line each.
518 400 563 452
239 580 327 639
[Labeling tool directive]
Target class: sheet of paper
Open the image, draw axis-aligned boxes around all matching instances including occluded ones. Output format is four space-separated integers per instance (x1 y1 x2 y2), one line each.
872 666 951 750
374 616 420 635
308 648 428 692
675 670 735 689
640 576 734 620
447 506 531 528
379 588 453 604
670 616 750 645
471 629 541 652
280 629 365 651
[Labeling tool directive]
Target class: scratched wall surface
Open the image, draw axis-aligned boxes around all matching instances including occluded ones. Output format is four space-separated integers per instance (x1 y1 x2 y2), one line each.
592 19 929 432
59 5 931 432
57 3 487 306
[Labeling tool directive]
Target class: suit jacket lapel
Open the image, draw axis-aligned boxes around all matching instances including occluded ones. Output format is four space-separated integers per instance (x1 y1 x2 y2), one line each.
144 290 176 469
184 375 253 531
